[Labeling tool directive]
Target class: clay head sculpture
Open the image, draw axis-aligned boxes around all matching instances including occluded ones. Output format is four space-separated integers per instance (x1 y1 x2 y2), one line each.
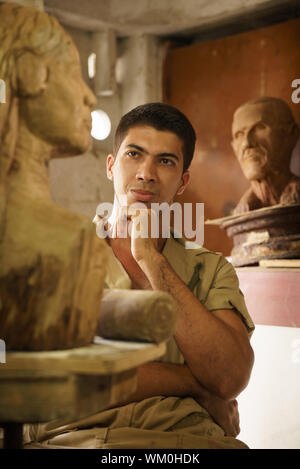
231 97 300 214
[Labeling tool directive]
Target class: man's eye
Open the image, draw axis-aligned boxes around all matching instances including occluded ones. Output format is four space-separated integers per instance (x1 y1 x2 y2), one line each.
127 151 139 157
161 158 174 165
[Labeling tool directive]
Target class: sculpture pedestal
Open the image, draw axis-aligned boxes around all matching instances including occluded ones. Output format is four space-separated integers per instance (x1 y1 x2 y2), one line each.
206 204 300 267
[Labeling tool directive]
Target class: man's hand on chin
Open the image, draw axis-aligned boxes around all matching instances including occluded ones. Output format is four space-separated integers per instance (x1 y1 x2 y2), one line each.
129 207 162 264
108 205 162 264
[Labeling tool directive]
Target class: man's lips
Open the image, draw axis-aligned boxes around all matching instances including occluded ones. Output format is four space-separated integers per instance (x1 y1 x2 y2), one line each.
130 189 156 201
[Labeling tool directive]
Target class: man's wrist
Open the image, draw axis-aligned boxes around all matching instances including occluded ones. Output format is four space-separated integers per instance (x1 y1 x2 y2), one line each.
137 249 165 271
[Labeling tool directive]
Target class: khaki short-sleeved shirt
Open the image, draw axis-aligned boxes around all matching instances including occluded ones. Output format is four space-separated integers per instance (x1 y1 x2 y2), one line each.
105 230 254 365
23 232 254 449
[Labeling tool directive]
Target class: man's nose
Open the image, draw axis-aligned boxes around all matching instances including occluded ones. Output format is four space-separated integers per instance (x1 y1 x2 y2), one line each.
136 158 157 182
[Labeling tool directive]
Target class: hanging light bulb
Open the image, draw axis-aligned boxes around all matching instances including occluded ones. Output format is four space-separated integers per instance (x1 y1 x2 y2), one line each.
91 109 111 140
88 53 96 79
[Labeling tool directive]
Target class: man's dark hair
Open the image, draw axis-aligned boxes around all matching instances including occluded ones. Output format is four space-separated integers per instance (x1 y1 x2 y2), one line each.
114 102 196 173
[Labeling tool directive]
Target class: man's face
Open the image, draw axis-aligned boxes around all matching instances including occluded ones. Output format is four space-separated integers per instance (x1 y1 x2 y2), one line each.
231 103 287 180
107 125 190 207
21 41 96 156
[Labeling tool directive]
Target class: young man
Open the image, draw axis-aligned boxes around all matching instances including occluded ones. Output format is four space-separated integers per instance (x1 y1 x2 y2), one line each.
24 103 255 449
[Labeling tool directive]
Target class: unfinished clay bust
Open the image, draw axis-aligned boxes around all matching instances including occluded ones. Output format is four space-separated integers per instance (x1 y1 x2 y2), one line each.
0 3 108 350
231 97 300 214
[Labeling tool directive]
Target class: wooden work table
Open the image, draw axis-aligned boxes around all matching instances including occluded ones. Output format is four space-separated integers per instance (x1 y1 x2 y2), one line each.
0 336 166 449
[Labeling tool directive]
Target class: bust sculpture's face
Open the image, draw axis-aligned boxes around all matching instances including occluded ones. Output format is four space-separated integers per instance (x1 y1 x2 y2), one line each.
231 103 291 180
20 40 96 157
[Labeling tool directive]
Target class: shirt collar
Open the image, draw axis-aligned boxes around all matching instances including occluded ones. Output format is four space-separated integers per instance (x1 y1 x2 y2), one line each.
162 229 204 288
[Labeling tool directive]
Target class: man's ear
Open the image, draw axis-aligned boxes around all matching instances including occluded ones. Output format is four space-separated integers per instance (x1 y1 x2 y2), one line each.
106 154 115 181
16 52 48 97
176 171 190 196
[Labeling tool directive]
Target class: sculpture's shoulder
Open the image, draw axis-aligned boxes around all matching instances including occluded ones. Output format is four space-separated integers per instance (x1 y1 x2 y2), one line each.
1 194 103 271
280 175 300 205
0 196 108 350
233 187 262 215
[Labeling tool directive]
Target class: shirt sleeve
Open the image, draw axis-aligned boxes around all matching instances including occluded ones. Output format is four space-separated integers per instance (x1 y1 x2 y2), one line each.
203 256 255 338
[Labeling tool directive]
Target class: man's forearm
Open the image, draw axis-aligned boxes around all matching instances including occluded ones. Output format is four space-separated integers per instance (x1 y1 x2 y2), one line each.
138 251 253 399
110 360 241 437
113 361 211 408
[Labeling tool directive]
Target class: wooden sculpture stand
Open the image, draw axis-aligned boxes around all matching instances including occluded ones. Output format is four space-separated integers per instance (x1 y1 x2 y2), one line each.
0 289 177 449
0 339 166 449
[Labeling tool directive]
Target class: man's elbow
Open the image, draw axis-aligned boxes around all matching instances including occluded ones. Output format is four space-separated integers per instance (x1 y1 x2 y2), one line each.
218 344 255 400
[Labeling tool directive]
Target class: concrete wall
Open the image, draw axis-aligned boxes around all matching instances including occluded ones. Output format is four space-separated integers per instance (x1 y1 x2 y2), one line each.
3 0 44 9
49 25 114 219
44 0 296 37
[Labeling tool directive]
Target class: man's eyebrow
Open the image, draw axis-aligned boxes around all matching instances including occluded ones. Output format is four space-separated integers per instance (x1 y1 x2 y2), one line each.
125 144 179 162
126 144 146 152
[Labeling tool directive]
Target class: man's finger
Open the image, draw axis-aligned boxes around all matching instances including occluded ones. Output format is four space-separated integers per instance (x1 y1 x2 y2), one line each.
128 207 150 238
117 206 129 238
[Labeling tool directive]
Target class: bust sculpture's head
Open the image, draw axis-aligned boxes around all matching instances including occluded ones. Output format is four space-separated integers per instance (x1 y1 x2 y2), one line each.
231 97 299 181
0 2 96 167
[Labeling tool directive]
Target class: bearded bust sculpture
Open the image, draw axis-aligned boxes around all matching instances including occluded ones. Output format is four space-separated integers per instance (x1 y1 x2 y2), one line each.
0 3 108 350
231 97 300 215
